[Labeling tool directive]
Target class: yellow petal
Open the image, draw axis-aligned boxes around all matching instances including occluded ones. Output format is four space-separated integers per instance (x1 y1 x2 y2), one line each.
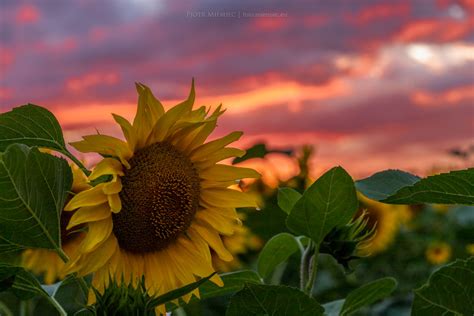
103 176 122 195
190 131 242 161
108 193 122 213
67 203 111 229
64 184 108 211
194 147 245 169
200 164 260 181
200 188 258 208
191 225 233 261
147 79 195 144
186 105 225 151
112 113 137 152
90 158 124 180
70 135 132 167
78 235 118 276
194 210 235 235
80 218 113 253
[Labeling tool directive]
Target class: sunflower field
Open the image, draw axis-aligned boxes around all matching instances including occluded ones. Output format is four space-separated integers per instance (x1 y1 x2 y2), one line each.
0 83 473 316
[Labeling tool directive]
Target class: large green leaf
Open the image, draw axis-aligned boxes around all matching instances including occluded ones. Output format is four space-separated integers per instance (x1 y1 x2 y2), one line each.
0 144 72 256
199 270 261 300
53 276 88 314
355 170 420 201
226 284 324 316
412 257 474 316
340 277 397 316
0 104 66 152
383 169 474 205
286 167 358 245
278 188 302 214
257 233 300 278
0 263 67 315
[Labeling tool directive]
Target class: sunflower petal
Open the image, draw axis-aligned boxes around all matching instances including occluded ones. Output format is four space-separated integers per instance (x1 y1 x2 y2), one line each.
194 147 246 169
195 210 235 235
147 79 195 144
191 225 233 261
200 164 260 181
190 131 242 161
200 188 258 208
64 184 108 210
67 203 111 229
108 193 122 213
90 158 124 180
112 114 137 152
80 218 113 253
70 135 132 167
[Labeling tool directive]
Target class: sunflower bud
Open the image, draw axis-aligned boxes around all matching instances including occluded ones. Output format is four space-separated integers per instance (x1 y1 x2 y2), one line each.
320 211 375 269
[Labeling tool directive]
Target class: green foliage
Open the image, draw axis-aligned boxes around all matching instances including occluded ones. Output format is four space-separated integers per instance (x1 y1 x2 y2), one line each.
257 233 300 278
53 276 89 315
0 144 72 258
226 284 324 316
0 104 66 152
384 169 474 205
232 143 292 164
277 188 302 214
340 277 397 315
355 169 420 201
357 169 474 205
0 263 66 315
412 257 474 316
199 270 261 300
286 166 358 245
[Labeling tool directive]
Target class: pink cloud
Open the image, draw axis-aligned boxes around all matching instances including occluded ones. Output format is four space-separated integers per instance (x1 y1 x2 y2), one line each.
15 4 40 24
66 72 120 92
412 85 474 107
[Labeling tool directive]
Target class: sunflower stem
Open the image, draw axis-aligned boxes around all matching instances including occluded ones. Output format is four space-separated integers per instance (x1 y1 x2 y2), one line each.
56 248 69 263
46 295 67 316
300 240 313 291
61 149 91 176
304 246 319 295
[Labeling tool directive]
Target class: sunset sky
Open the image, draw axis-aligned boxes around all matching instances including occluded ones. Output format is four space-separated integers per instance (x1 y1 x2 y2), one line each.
1 0 473 180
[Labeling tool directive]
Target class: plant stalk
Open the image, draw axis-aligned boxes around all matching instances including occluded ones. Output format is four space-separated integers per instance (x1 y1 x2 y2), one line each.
304 246 319 295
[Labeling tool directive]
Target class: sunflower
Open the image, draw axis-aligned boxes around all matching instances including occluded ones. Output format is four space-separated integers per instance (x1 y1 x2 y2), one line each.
63 81 260 314
425 242 451 265
22 164 89 284
212 214 262 272
357 193 408 256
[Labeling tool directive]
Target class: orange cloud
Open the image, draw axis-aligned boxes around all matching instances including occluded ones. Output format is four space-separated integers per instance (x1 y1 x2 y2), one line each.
349 3 410 25
395 19 473 42
16 5 40 24
412 85 474 107
66 72 120 92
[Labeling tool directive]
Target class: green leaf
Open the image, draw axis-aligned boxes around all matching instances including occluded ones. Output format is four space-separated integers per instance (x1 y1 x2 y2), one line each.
412 257 474 316
323 299 344 316
53 276 88 314
199 270 261 300
0 263 48 300
232 143 293 164
0 144 72 257
150 273 216 307
356 169 420 201
257 233 300 278
278 188 302 214
226 284 324 316
286 166 358 245
383 169 474 205
340 277 397 316
0 104 66 152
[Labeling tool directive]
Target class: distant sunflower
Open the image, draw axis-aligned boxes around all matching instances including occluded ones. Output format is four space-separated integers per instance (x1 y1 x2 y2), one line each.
425 242 451 265
64 81 259 314
357 193 408 256
212 214 262 272
22 164 89 284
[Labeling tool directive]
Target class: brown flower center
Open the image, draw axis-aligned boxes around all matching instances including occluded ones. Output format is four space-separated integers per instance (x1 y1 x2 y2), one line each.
112 142 201 254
